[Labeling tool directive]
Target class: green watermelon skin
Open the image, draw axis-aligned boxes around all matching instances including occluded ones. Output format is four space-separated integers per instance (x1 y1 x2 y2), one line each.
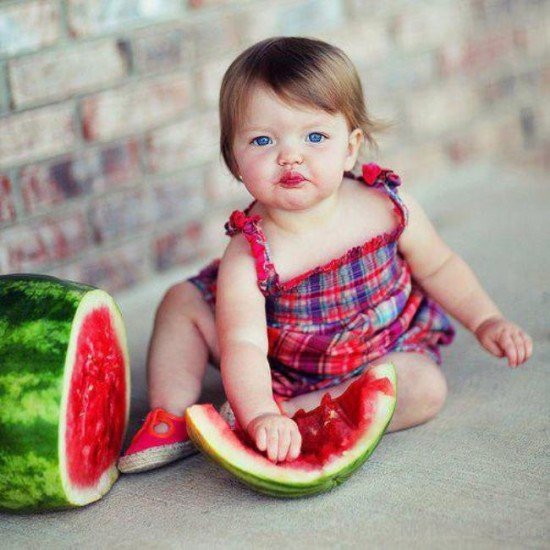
0 274 129 512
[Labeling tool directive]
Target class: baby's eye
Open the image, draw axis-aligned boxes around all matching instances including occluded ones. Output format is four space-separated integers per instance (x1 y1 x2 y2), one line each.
307 132 326 143
251 136 272 146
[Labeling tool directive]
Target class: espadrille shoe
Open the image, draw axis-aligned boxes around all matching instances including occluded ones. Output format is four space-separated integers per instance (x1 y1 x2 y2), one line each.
117 408 198 474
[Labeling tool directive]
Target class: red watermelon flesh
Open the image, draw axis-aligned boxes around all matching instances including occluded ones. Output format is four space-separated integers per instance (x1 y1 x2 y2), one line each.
233 369 395 468
66 306 127 488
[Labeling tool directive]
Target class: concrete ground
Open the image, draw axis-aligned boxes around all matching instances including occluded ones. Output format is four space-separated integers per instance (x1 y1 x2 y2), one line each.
1 161 548 548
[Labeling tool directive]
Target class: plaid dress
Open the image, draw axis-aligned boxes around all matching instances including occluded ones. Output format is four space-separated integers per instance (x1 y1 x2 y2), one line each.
187 163 455 397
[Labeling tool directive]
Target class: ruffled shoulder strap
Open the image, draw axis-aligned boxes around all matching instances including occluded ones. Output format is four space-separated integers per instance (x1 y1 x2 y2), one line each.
223 200 277 296
344 163 409 229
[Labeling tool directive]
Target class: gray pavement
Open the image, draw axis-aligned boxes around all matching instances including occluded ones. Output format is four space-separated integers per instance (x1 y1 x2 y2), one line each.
1 160 548 548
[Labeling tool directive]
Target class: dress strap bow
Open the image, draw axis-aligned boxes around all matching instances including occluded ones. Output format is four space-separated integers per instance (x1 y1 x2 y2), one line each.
362 163 401 190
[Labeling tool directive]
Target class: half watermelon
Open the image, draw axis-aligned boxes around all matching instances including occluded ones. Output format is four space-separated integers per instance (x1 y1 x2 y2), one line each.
0 274 131 512
186 363 396 497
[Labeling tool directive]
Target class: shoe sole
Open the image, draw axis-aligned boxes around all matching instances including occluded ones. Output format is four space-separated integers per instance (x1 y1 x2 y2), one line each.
118 440 199 474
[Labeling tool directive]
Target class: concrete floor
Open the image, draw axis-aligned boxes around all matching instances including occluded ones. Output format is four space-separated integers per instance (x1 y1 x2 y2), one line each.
1 161 548 548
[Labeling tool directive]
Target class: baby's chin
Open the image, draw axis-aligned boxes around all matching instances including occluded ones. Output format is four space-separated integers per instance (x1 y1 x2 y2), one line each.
267 188 338 211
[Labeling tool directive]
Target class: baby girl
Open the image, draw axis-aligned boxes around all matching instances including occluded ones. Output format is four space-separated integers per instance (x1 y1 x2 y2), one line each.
118 36 532 473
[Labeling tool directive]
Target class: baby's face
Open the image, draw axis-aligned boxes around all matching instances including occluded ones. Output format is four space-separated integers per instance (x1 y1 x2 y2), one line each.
232 84 362 212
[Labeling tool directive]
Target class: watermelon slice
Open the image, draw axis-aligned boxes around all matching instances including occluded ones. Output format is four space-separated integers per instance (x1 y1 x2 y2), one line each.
0 274 131 512
186 363 396 497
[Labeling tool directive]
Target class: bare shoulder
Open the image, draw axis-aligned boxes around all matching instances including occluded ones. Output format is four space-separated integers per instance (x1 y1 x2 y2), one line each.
218 233 261 292
341 176 397 233
396 188 423 213
216 233 268 352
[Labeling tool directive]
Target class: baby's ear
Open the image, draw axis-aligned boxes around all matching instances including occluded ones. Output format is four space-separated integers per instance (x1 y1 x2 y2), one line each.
345 128 364 170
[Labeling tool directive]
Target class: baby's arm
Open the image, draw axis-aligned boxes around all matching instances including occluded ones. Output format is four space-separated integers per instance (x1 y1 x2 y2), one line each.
397 191 532 367
216 234 301 462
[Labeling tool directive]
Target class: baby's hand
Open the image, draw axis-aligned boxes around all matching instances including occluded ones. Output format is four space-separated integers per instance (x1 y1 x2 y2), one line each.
246 413 302 463
475 316 533 367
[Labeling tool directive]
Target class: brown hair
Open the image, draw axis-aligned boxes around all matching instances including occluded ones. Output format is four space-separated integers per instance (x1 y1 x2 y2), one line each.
219 36 392 179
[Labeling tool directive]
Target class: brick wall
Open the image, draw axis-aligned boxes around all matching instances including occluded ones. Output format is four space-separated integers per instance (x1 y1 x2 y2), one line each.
0 0 548 294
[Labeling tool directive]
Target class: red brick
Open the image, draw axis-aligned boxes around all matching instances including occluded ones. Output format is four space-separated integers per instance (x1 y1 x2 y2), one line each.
1 209 90 272
365 51 437 93
323 20 391 69
201 207 236 258
345 0 395 17
20 140 141 214
470 0 533 22
67 0 185 38
151 170 207 224
494 111 527 154
90 188 152 243
81 74 194 142
0 104 77 168
47 239 149 293
278 0 346 35
543 64 550 90
437 29 517 78
197 57 233 108
188 0 239 7
481 74 517 104
445 139 476 165
204 158 249 203
239 3 281 44
391 4 466 51
241 0 346 45
520 21 550 58
154 220 206 271
0 1 61 56
0 65 9 114
146 111 218 172
193 11 240 62
467 116 507 156
382 144 448 188
0 175 17 224
9 39 128 108
128 25 194 75
406 84 480 136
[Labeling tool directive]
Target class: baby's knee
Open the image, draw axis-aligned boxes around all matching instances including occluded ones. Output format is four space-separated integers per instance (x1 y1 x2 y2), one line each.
157 281 203 318
159 281 201 311
420 366 448 416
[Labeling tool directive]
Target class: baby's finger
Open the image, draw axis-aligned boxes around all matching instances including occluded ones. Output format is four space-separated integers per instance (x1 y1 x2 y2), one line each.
255 427 267 452
500 332 518 366
288 427 302 461
512 331 526 365
266 428 279 462
277 426 291 463
525 334 533 360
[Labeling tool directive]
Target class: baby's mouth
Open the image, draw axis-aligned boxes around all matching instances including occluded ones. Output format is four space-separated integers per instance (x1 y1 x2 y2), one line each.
279 172 306 186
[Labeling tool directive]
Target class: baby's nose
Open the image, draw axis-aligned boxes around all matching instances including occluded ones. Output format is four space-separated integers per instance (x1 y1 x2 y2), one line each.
277 148 303 166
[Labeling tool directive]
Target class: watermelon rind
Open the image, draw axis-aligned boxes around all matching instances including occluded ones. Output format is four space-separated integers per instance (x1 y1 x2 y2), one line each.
186 363 397 498
0 274 130 512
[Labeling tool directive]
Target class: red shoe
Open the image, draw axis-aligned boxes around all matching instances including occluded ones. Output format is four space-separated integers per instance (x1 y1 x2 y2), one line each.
117 408 198 474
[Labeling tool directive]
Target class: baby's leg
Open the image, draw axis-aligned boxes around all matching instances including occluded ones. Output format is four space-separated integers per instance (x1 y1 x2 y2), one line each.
280 351 447 434
146 281 220 422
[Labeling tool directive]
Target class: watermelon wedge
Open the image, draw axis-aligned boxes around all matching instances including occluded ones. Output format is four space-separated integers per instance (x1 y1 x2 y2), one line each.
0 274 131 512
186 363 396 497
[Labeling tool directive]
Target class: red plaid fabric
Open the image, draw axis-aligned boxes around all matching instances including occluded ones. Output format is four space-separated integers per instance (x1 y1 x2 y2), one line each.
188 164 455 397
